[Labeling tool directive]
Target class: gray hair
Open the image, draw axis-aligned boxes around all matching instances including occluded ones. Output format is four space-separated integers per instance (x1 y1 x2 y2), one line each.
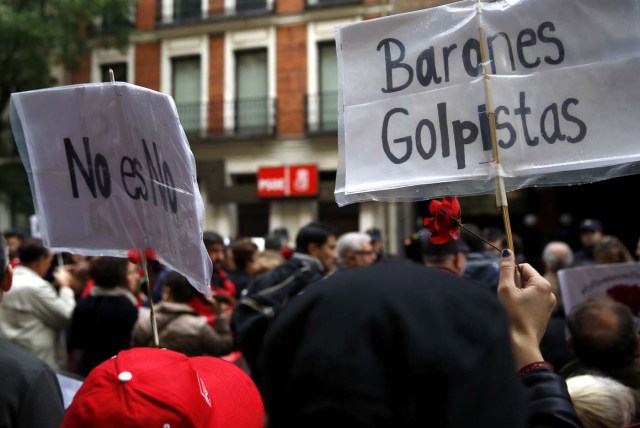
566 374 636 428
542 241 574 271
336 232 371 263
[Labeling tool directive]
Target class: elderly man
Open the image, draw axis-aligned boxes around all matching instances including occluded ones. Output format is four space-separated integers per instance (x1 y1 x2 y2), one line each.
335 232 377 269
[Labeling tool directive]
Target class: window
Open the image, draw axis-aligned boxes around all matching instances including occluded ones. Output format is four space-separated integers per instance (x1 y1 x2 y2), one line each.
235 0 267 13
174 0 202 20
318 42 338 131
235 49 268 135
172 56 201 134
100 63 127 83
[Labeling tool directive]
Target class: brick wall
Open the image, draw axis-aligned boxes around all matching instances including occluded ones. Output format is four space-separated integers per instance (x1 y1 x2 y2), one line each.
277 0 304 15
276 24 307 136
135 41 161 91
136 0 157 30
208 35 225 135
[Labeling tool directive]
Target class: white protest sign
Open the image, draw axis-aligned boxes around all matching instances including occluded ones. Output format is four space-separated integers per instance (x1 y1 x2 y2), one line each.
10 82 213 295
335 0 640 205
558 262 640 323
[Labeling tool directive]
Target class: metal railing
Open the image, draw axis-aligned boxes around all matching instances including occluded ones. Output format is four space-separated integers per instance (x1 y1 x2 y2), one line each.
306 92 338 134
156 0 274 25
175 97 277 139
306 0 360 8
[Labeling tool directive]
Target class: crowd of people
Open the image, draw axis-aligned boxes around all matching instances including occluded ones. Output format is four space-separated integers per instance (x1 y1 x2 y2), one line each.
0 217 639 427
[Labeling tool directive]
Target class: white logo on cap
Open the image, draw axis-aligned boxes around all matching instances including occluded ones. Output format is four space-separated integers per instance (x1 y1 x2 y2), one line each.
196 373 211 407
118 371 133 382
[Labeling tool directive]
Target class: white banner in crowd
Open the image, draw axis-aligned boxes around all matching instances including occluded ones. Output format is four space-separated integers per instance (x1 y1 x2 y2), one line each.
10 83 213 295
558 262 640 326
335 0 640 205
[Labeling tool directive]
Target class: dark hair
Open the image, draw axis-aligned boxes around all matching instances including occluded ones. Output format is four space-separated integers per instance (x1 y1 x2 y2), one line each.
272 227 289 240
17 238 49 264
163 271 193 303
567 296 638 371
295 222 335 255
3 230 25 240
264 233 283 251
203 231 225 248
89 257 129 289
232 238 258 270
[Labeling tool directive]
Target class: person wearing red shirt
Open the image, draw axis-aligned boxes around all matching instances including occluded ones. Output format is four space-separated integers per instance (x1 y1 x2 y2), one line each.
189 231 236 325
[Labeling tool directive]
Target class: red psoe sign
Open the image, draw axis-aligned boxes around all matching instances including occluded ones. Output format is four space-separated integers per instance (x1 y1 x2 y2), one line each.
257 165 318 197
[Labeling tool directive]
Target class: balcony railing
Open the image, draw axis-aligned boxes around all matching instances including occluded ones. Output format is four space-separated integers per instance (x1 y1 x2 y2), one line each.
306 92 338 134
175 97 277 139
157 0 274 25
306 0 360 8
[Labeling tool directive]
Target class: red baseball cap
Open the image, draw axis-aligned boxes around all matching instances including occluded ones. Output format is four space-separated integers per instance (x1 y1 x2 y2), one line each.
61 348 264 428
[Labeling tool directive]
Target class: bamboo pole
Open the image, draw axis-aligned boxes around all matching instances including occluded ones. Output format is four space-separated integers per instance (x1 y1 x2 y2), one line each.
475 1 521 284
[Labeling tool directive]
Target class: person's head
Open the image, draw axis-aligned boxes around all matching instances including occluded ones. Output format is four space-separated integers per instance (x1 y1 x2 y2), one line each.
17 237 52 277
61 347 264 428
261 260 528 427
0 236 14 304
295 222 337 273
3 230 24 260
484 228 505 252
567 295 639 371
231 238 259 274
365 227 384 257
593 235 635 264
579 219 604 248
423 238 470 276
566 374 636 428
542 241 574 273
163 271 194 303
336 232 376 268
264 233 283 251
203 231 226 271
272 227 290 247
88 257 130 289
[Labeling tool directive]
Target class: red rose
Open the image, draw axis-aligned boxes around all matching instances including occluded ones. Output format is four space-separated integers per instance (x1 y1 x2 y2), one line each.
423 196 462 244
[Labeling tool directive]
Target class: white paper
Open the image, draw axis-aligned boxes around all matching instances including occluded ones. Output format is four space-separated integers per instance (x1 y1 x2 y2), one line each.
335 0 640 205
10 83 213 295
558 262 640 326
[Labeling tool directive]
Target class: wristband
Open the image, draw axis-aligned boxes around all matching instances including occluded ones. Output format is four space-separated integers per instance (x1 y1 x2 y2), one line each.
517 361 554 376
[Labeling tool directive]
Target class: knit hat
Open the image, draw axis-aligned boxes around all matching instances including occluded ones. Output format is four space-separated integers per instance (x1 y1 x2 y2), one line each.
61 347 264 428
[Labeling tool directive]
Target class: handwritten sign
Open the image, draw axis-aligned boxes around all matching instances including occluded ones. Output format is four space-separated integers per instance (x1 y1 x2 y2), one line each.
10 82 212 295
558 262 640 326
335 0 640 205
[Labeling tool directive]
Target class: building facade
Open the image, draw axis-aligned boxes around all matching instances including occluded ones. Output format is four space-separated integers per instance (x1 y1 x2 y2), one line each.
63 0 456 254
10 0 636 264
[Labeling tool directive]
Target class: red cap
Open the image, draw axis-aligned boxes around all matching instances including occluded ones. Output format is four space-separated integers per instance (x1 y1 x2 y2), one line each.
61 348 264 428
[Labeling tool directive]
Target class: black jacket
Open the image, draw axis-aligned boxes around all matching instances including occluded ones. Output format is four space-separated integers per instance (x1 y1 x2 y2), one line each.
231 254 325 387
524 369 584 427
